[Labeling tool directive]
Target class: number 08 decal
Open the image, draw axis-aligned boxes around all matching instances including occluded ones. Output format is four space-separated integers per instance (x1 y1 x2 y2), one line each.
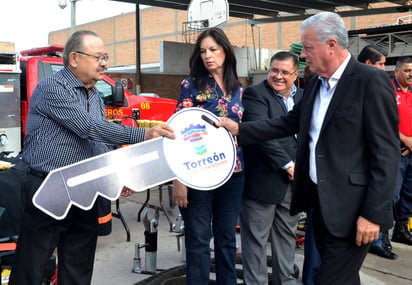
140 102 151 110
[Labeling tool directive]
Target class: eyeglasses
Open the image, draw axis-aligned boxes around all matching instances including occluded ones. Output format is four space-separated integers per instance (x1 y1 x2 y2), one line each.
270 68 298 77
75 51 109 63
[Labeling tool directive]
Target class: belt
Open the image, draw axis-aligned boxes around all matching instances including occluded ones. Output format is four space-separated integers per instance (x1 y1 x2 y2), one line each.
27 167 49 179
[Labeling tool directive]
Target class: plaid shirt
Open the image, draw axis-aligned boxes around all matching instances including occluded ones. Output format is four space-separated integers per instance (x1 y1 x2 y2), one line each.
23 67 145 172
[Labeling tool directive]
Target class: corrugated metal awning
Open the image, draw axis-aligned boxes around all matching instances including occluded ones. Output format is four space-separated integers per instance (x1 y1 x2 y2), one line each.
112 0 412 24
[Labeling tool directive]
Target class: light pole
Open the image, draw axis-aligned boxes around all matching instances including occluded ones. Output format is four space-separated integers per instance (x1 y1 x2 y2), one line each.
58 0 79 34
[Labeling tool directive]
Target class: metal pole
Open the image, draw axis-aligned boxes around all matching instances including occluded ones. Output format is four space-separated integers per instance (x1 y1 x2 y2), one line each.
135 3 141 94
258 25 262 70
71 0 77 34
250 24 258 70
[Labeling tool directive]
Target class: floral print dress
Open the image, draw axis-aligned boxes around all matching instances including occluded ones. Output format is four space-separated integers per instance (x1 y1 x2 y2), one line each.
175 74 244 173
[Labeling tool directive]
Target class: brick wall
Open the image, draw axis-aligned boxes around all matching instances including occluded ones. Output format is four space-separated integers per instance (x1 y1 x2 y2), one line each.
142 74 185 99
49 6 410 63
48 5 411 95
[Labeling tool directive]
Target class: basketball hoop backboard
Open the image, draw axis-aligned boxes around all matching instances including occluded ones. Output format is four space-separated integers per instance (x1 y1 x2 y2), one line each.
187 0 229 29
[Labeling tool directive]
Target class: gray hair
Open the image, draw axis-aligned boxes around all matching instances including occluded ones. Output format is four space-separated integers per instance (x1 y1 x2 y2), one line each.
62 30 99 66
396 56 412 69
301 12 348 49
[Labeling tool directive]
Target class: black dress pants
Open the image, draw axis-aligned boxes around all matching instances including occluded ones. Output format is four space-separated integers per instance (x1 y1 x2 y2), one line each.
310 183 370 285
10 171 99 285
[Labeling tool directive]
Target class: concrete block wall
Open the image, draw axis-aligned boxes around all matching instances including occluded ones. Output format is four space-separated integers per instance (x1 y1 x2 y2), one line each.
160 41 249 76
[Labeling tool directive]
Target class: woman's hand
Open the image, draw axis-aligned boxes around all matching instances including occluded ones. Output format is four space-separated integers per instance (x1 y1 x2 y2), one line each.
173 180 188 208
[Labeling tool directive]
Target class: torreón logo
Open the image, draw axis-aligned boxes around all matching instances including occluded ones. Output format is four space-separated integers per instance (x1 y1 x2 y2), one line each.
181 124 208 155
183 152 227 171
162 108 236 190
181 124 228 172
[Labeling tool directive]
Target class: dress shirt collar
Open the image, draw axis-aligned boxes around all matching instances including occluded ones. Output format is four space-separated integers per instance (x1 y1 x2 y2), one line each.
318 53 351 90
273 84 297 99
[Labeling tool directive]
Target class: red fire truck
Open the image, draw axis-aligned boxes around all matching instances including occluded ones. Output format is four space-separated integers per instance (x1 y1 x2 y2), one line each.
0 45 177 156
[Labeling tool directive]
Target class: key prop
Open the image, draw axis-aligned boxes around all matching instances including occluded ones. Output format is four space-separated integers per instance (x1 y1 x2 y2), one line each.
33 108 236 220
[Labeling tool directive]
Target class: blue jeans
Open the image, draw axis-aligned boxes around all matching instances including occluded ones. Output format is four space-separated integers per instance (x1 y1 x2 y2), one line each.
371 232 384 247
180 172 244 285
302 208 321 285
394 153 412 221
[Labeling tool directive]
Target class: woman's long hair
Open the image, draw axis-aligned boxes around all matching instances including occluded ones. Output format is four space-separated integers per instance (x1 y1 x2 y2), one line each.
189 27 241 94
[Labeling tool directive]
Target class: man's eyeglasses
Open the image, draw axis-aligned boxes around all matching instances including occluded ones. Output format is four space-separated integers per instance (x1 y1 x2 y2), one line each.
270 68 298 77
75 51 109 63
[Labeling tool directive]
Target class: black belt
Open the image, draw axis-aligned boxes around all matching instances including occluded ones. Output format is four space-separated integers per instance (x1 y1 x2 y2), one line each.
27 167 48 179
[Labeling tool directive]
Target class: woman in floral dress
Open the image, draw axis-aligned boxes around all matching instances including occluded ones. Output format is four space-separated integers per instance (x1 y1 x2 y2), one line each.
173 27 244 285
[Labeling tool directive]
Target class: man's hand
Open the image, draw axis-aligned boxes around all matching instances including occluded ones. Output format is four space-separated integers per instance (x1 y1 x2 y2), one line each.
399 132 412 152
286 163 295 181
173 180 188 208
145 123 175 141
355 216 380 246
401 147 410 157
403 136 412 152
215 117 240 136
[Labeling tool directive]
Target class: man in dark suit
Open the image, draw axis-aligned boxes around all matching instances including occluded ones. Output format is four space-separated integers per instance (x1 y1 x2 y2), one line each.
218 12 399 284
240 51 303 285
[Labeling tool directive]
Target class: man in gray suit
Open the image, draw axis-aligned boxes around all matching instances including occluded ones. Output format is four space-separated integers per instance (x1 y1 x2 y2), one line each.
218 12 399 284
240 51 302 285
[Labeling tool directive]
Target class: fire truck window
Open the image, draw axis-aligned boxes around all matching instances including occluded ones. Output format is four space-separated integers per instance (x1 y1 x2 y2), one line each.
37 62 64 82
95 80 112 99
51 64 64 74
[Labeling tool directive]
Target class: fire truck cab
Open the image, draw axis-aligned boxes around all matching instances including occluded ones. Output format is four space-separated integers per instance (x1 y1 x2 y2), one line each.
0 45 177 156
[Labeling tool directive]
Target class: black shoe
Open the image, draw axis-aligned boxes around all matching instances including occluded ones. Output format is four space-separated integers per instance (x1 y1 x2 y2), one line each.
369 244 398 260
382 230 392 251
392 221 412 246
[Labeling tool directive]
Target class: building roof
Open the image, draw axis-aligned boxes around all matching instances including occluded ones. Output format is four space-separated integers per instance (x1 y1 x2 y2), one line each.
112 0 412 24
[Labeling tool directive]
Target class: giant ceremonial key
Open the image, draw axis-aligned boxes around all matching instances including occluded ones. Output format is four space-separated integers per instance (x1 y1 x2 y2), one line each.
33 108 236 220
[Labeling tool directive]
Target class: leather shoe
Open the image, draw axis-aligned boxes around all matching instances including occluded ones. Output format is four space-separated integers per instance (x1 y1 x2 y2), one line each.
392 221 412 246
369 244 398 260
392 234 412 245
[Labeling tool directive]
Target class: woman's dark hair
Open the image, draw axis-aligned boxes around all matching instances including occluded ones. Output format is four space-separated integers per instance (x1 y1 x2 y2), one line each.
189 27 241 94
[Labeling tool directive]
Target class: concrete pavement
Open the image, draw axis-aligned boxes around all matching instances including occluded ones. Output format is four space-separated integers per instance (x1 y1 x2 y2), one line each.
91 186 412 285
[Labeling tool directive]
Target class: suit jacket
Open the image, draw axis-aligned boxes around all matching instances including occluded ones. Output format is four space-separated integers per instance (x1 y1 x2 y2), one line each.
242 80 303 204
239 56 400 238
